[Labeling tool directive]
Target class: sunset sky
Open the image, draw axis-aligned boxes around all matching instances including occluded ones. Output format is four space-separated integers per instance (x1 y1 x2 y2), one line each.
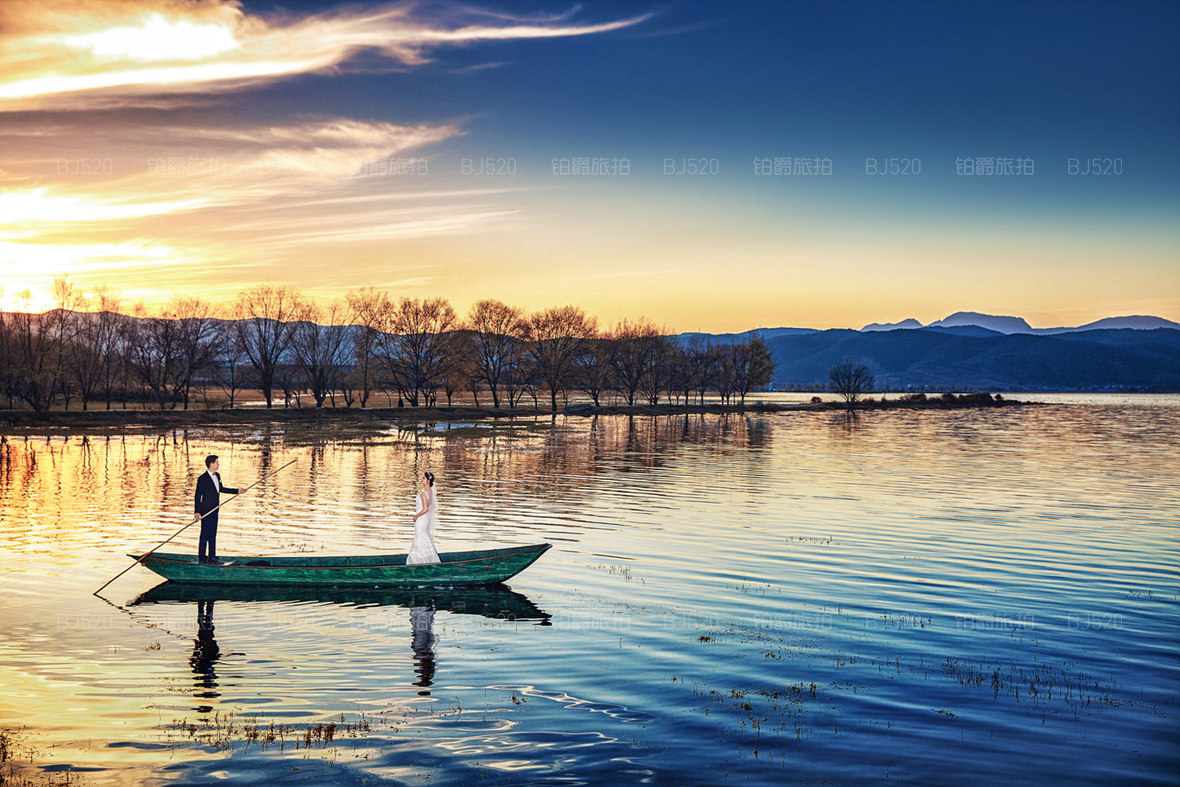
1 0 1177 332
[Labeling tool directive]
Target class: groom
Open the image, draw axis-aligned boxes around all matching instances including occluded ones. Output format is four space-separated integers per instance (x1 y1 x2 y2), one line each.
192 455 239 564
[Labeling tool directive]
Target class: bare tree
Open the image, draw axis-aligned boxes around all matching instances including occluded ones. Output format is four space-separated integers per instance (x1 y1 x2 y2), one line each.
291 299 354 407
113 305 143 408
47 276 84 409
172 296 219 410
0 295 12 408
91 286 124 410
611 318 665 406
526 305 598 412
733 336 775 404
442 330 476 407
6 291 58 413
378 297 457 407
234 284 302 408
212 334 250 408
66 293 104 411
465 299 525 408
346 287 391 408
829 359 874 407
638 334 674 405
573 335 614 406
667 344 700 406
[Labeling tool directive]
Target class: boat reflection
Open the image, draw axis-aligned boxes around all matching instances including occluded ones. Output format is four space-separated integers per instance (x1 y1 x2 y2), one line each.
131 582 550 701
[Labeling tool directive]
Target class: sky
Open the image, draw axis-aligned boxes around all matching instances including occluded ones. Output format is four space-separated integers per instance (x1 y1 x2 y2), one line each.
1 0 1177 332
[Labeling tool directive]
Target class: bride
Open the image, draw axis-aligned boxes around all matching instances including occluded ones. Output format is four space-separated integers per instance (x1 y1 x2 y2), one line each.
406 471 440 565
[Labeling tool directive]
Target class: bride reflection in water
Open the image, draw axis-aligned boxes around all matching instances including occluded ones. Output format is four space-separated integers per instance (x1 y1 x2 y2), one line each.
190 600 221 704
409 604 437 695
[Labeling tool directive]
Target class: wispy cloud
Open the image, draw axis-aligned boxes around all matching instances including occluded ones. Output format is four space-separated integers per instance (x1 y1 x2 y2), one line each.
0 115 525 302
0 0 650 109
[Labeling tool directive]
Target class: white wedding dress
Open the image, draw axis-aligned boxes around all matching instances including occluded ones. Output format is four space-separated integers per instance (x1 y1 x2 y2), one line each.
406 488 440 565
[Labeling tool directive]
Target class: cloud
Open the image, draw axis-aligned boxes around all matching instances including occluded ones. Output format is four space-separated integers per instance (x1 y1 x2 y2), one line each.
0 0 651 109
0 114 527 304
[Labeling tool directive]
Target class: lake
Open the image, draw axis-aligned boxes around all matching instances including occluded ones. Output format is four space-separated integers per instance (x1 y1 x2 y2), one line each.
1 397 1178 784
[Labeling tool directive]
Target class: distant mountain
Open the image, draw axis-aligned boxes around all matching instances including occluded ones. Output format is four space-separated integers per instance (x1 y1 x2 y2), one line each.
1068 316 1180 332
857 311 1180 335
925 312 1034 334
678 326 816 345
760 328 1180 391
862 318 922 331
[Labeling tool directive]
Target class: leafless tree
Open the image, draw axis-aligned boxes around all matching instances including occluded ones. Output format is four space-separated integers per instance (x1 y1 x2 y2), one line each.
638 335 674 405
526 305 598 412
47 277 84 409
5 291 58 413
172 296 219 410
378 297 457 407
574 336 615 406
611 318 666 406
734 337 775 404
234 284 302 408
442 330 476 407
346 286 391 408
212 334 250 408
290 299 354 407
66 294 104 411
127 302 184 409
464 299 525 408
829 359 874 407
90 286 124 410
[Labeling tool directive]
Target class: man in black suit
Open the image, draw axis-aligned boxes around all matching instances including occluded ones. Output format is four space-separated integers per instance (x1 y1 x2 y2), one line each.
193 455 239 564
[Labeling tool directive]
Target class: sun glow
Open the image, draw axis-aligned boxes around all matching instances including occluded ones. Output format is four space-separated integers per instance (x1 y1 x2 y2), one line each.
0 188 210 225
64 14 242 62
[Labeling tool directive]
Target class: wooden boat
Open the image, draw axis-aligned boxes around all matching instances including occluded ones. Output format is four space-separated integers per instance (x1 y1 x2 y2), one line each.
129 543 551 587
130 580 551 622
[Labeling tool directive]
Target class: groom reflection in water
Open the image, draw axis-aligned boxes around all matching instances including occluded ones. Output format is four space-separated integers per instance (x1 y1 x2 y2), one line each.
190 600 221 705
409 605 436 695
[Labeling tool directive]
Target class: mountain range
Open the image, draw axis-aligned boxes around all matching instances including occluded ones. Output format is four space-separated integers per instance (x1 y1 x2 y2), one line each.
679 312 1180 391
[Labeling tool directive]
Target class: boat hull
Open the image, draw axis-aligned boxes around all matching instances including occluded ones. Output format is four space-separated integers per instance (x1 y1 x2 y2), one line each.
130 543 551 587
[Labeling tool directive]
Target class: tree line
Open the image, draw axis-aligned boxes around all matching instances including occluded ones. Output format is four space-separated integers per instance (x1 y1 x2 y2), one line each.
0 278 774 413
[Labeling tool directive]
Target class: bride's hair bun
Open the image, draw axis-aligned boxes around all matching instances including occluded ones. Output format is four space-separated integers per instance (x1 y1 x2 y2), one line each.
424 471 435 486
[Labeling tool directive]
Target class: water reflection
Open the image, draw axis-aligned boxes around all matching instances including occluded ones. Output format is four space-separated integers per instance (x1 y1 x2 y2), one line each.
409 606 436 694
133 582 549 698
131 582 551 622
189 600 221 706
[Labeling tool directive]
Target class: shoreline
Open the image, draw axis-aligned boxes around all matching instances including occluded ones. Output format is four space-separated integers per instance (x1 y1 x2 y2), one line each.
0 395 1029 431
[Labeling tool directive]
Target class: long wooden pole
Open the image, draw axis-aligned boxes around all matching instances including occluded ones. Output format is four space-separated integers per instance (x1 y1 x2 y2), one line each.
93 458 298 596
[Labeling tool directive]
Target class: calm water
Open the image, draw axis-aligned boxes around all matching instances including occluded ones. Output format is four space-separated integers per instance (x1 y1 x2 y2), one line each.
1 398 1178 785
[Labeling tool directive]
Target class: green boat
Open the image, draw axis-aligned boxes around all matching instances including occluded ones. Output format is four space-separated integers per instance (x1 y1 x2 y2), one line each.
129 543 552 587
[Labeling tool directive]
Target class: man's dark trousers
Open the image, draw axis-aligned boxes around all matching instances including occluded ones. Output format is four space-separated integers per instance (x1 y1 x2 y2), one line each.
198 511 220 561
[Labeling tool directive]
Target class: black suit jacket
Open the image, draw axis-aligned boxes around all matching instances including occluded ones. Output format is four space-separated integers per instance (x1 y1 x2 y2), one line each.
194 471 239 516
